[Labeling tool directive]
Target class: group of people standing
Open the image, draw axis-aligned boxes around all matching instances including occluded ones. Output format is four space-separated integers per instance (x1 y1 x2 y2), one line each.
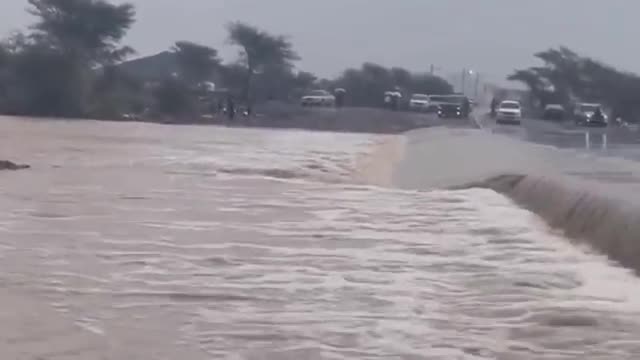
218 96 236 120
214 96 253 121
217 88 347 121
384 91 402 111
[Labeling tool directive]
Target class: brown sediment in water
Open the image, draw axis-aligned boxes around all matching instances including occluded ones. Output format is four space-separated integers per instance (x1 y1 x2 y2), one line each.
0 288 205 359
0 291 106 359
1 117 640 358
353 135 407 186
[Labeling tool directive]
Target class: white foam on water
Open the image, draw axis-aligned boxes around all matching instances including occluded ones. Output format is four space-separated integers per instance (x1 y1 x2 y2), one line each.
0 118 639 358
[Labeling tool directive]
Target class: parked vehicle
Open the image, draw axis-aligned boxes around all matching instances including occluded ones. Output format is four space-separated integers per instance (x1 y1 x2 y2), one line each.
408 94 430 112
428 94 462 112
496 100 522 125
301 90 336 107
436 95 470 119
542 104 566 121
574 103 607 127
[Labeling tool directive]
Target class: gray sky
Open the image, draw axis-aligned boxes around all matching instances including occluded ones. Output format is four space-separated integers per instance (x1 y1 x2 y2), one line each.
2 0 638 84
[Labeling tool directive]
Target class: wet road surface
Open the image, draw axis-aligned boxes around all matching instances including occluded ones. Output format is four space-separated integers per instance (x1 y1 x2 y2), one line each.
477 114 640 162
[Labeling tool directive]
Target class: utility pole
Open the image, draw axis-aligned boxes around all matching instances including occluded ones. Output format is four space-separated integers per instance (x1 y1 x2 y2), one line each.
461 68 467 95
461 68 480 97
430 64 434 75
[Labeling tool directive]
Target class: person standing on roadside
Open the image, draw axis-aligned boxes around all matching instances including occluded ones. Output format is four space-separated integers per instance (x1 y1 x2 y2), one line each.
462 97 471 118
491 97 498 117
335 88 346 108
217 99 224 115
390 93 398 111
389 87 402 111
226 96 236 121
384 92 392 110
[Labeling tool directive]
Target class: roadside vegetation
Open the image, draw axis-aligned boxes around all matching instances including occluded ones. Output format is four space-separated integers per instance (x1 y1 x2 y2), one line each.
0 0 454 122
509 47 640 122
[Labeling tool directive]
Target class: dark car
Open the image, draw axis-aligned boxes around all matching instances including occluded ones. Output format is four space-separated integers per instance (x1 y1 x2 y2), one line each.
436 95 470 119
542 104 566 121
574 103 607 127
584 110 608 127
428 95 456 112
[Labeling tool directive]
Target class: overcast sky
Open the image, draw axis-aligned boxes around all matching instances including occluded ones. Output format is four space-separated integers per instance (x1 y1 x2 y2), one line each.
1 0 638 84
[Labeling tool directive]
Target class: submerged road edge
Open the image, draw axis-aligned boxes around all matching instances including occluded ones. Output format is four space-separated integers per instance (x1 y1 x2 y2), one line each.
392 120 640 276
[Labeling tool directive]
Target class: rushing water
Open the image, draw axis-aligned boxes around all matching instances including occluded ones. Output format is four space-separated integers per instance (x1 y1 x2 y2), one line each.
0 117 639 359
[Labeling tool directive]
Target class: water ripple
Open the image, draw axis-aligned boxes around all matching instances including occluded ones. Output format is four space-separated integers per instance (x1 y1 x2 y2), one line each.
0 121 638 358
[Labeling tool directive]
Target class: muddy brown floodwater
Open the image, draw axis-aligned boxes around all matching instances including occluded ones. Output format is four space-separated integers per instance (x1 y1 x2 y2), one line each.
0 116 639 359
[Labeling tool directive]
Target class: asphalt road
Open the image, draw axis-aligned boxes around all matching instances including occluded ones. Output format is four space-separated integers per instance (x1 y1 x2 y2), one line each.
475 113 640 162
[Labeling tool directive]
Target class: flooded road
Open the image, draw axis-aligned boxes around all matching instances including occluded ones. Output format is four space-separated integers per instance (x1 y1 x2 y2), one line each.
0 116 639 359
481 115 640 161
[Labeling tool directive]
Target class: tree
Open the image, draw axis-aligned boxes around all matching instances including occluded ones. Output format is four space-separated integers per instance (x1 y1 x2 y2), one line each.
152 77 195 117
0 0 137 118
226 22 300 105
294 71 317 90
219 63 248 94
27 0 136 66
509 46 640 121
172 41 220 86
91 64 144 119
332 63 453 107
218 62 314 104
2 45 71 116
409 74 453 95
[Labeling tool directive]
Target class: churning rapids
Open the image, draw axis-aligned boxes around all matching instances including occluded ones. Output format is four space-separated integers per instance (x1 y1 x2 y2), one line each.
0 116 640 359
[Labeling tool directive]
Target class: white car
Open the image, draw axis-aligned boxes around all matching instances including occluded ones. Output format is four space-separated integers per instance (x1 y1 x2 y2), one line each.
496 100 522 124
409 94 430 112
301 90 335 107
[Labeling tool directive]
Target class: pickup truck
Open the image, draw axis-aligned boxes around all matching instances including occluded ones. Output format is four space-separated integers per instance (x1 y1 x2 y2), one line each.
301 90 335 107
